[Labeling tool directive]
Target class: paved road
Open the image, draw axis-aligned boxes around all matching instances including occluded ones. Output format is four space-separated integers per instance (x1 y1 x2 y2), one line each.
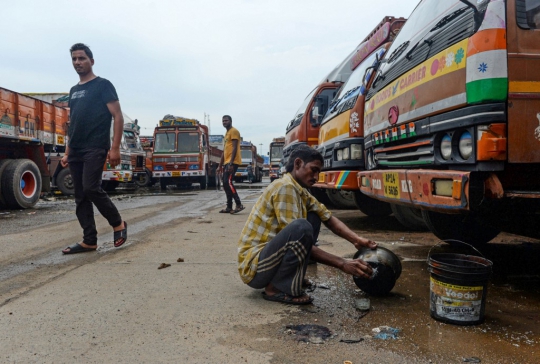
0 181 539 363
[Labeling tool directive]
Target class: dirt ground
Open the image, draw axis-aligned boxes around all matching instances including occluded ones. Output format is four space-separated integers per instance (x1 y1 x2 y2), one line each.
0 180 539 363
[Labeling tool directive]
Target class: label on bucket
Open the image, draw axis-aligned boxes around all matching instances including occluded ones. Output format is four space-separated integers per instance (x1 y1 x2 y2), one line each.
430 277 484 322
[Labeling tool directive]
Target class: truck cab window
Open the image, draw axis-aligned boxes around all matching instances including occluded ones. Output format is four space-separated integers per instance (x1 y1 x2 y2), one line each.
154 132 176 152
524 0 540 28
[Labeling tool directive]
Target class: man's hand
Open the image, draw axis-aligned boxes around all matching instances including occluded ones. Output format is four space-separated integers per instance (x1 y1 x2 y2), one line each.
60 155 69 168
341 258 373 279
108 147 121 167
227 164 234 174
352 236 377 251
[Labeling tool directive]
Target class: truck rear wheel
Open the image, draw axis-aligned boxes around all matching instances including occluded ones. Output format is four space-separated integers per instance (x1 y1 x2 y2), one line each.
0 159 14 208
1 159 42 209
390 204 427 231
353 191 392 217
56 168 75 195
421 210 500 246
326 190 357 209
134 168 152 187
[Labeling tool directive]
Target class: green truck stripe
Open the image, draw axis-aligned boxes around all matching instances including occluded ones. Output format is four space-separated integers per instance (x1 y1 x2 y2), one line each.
466 78 507 104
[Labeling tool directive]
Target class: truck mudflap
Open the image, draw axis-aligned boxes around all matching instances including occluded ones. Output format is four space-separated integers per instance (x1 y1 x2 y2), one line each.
315 170 360 191
357 169 484 213
102 170 132 182
153 170 205 178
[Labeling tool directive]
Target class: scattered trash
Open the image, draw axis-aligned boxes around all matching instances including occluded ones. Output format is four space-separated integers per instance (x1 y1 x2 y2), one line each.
463 357 481 363
177 258 184 262
372 326 400 340
285 324 332 344
340 338 364 344
344 361 353 364
355 298 370 311
318 284 330 290
158 263 171 269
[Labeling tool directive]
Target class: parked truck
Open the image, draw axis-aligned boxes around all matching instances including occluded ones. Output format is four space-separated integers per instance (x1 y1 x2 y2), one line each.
282 38 370 171
137 135 156 187
0 87 69 208
269 137 285 182
235 141 264 183
358 0 540 245
313 17 408 215
152 115 222 190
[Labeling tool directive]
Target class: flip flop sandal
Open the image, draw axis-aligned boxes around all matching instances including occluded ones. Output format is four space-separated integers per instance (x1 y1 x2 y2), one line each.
219 208 232 213
230 205 245 214
62 243 97 254
114 222 128 248
261 291 313 305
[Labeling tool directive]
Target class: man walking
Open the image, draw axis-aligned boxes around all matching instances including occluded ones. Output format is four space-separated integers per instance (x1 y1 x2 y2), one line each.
218 115 244 214
61 43 127 254
237 145 376 304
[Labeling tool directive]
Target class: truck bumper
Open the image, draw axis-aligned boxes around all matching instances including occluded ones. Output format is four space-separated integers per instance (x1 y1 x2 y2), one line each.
315 170 361 191
102 170 132 182
358 169 478 213
153 170 205 178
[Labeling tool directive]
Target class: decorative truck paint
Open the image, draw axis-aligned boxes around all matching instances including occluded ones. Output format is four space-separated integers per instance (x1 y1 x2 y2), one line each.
358 0 540 244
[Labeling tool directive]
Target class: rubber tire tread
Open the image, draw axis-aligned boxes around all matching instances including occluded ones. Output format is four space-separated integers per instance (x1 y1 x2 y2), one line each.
1 159 42 209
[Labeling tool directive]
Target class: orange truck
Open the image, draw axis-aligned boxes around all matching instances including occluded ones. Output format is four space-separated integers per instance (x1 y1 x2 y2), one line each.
235 141 264 183
358 0 540 245
137 135 156 187
152 115 222 189
268 137 285 182
282 37 371 170
0 87 69 208
313 17 407 215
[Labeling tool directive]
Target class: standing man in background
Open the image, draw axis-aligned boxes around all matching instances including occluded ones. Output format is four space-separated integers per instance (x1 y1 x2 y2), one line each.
61 43 127 254
218 115 244 214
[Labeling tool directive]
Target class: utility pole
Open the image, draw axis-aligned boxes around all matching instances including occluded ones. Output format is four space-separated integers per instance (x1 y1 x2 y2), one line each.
259 143 263 156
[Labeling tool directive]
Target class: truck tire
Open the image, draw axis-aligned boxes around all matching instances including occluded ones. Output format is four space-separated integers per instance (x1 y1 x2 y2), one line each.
56 168 75 196
353 191 392 217
0 159 14 208
200 173 208 190
1 159 42 209
134 168 152 187
421 210 500 246
326 190 357 209
390 204 427 231
309 187 332 206
160 178 168 190
102 180 119 192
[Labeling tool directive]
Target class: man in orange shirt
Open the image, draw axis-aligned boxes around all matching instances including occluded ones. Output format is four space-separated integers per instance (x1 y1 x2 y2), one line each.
218 115 244 214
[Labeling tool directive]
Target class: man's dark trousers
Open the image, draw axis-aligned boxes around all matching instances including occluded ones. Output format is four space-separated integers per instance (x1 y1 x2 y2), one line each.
68 147 122 246
222 163 241 209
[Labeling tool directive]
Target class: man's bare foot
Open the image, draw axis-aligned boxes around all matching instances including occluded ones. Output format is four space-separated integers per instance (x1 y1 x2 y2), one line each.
263 283 313 304
113 221 125 232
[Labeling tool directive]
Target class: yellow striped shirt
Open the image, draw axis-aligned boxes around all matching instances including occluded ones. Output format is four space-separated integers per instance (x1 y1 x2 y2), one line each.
237 173 332 283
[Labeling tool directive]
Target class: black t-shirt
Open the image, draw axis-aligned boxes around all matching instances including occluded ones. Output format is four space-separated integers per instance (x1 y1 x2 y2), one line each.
68 77 119 149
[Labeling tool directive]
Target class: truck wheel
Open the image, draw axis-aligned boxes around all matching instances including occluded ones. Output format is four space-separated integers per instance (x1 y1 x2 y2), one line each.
390 204 427 231
309 187 332 206
0 159 14 208
160 178 168 190
102 181 119 192
1 159 42 209
326 190 357 209
56 168 75 195
353 191 392 217
134 168 152 187
421 210 500 246
200 173 208 190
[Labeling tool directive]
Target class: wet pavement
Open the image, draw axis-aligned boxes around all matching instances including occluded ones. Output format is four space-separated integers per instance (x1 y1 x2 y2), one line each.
1 178 539 363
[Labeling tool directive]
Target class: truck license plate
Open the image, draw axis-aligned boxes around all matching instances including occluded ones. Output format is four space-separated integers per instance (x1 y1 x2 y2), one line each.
172 171 181 177
383 172 400 199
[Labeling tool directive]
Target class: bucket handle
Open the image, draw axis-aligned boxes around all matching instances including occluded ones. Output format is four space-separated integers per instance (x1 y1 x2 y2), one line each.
427 239 485 263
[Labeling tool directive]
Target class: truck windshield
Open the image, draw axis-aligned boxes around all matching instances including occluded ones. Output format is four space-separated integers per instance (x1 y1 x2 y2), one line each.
177 132 200 153
154 132 176 153
293 87 318 118
270 145 283 160
335 48 385 100
384 0 463 67
241 150 253 159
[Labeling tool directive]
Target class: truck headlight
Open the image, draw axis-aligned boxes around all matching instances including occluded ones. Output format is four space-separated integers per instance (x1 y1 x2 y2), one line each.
440 134 452 160
343 147 350 160
458 131 473 160
350 144 362 159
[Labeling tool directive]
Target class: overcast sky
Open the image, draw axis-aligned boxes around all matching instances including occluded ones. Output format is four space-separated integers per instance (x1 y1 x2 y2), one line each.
3 0 418 155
